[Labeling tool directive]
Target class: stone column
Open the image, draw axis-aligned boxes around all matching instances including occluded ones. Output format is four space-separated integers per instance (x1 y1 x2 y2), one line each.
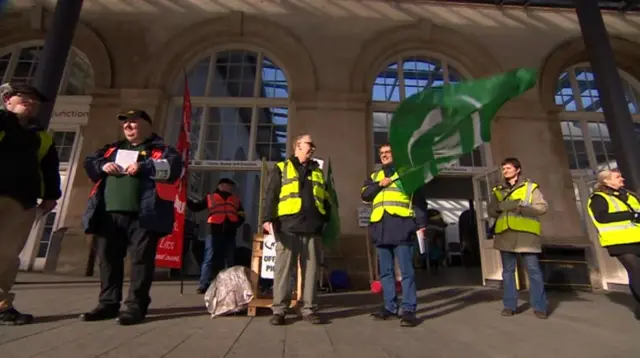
55 88 169 276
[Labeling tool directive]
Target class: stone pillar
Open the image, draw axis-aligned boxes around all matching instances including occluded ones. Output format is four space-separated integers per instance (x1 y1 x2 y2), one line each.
55 88 169 276
292 92 373 287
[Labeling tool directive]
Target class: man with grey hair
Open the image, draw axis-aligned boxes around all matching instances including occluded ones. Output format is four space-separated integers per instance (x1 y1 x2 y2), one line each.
262 133 331 325
0 82 58 325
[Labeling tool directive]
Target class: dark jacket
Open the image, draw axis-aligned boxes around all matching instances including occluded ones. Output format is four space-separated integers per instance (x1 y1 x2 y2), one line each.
262 156 331 235
82 134 183 235
29 125 62 201
589 187 640 256
188 189 246 237
0 110 41 209
361 165 428 246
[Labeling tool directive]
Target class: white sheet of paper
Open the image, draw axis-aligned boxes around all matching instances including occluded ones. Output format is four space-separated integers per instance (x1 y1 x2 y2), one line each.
114 149 139 171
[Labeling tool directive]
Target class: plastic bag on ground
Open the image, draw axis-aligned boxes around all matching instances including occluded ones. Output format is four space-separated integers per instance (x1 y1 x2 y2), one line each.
204 265 254 317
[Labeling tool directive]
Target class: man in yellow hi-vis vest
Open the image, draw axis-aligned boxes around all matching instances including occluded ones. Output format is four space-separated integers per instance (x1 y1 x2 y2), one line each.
262 134 331 326
361 143 427 327
488 157 548 319
0 83 59 326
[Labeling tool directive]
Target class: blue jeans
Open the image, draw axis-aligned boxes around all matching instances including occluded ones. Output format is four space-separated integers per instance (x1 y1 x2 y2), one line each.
500 251 547 312
199 234 236 290
377 244 417 314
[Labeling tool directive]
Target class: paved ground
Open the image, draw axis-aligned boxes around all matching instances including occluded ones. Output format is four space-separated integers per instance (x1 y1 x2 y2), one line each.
2 269 640 358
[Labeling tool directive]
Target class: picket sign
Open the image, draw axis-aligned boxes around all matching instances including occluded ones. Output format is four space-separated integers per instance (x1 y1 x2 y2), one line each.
248 234 302 316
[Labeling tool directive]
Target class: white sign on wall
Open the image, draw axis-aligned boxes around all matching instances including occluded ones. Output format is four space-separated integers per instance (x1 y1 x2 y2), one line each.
358 205 372 228
50 96 92 125
260 235 277 279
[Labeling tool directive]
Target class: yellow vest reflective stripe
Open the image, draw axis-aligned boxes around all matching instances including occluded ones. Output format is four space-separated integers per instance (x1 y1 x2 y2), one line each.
587 192 640 247
36 131 54 197
368 170 414 223
276 160 327 217
492 181 541 236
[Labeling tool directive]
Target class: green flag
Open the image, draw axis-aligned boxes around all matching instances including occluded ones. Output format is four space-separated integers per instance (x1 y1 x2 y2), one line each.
322 159 340 247
389 68 537 195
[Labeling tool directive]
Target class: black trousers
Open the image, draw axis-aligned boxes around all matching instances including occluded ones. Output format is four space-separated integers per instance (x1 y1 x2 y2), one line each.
617 253 640 305
96 212 160 314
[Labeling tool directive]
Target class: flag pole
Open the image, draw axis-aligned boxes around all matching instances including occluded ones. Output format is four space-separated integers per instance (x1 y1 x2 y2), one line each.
179 68 189 296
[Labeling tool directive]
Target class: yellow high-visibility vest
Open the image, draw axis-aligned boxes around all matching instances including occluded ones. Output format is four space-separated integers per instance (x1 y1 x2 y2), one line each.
36 131 54 197
276 160 327 217
587 191 640 247
492 180 541 236
365 170 414 223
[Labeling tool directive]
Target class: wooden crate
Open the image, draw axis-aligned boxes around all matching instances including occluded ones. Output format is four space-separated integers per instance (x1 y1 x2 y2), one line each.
247 234 302 316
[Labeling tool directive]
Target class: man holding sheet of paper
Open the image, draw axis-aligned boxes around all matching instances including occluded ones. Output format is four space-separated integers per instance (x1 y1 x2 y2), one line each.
80 109 182 326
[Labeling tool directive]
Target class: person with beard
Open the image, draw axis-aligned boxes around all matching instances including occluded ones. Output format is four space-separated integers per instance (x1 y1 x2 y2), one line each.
488 157 549 319
361 143 427 327
188 178 245 294
80 109 182 326
0 83 57 326
262 134 331 325
588 168 640 321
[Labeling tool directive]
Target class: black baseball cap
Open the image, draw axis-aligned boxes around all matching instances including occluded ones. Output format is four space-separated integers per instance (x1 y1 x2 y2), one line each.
3 83 48 102
218 178 236 186
117 109 152 124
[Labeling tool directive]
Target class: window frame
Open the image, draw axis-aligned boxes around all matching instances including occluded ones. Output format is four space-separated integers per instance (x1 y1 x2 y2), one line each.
558 63 640 177
0 40 94 95
369 52 493 174
166 47 292 167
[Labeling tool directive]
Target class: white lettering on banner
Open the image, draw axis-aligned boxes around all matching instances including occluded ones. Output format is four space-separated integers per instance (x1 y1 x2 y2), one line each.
158 238 175 251
155 253 180 262
261 235 277 279
174 198 186 214
358 206 371 228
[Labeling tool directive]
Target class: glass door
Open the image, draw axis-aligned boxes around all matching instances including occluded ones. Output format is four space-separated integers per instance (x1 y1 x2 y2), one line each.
472 167 503 286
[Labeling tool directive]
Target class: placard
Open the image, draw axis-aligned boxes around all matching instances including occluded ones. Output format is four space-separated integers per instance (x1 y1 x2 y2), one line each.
358 205 371 228
260 234 277 279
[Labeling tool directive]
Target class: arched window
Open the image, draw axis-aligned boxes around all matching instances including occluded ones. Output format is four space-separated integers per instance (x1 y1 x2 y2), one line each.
556 64 640 172
0 41 94 95
371 55 487 169
166 49 289 163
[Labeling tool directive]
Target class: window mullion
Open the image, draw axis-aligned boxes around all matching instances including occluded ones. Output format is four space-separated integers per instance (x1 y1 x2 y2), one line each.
569 67 585 111
398 57 405 102
3 46 19 83
196 106 208 161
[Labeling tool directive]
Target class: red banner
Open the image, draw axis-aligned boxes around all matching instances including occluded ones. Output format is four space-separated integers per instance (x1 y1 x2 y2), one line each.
155 75 191 269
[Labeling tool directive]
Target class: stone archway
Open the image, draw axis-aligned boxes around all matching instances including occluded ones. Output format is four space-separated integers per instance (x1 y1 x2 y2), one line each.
141 12 317 100
349 20 503 95
538 35 640 112
0 12 112 89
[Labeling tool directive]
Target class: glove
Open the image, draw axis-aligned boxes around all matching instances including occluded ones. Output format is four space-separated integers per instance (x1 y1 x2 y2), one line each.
633 212 640 223
499 200 520 212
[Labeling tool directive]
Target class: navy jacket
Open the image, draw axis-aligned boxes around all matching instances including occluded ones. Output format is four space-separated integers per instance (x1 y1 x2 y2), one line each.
0 110 41 209
361 165 428 246
82 134 183 235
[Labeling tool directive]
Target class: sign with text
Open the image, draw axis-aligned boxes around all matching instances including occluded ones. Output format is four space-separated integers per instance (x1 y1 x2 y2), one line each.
358 205 371 228
260 235 277 279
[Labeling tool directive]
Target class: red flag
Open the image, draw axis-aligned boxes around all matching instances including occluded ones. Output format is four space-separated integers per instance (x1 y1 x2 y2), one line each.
155 74 191 269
